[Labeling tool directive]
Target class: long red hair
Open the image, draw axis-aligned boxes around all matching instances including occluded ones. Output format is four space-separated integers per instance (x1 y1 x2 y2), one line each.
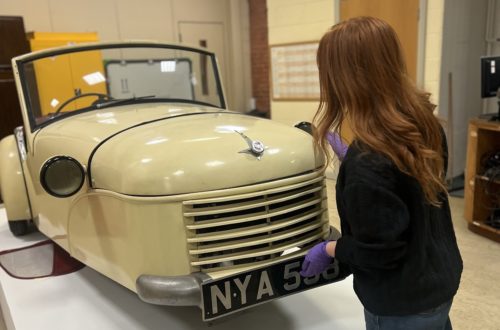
313 16 446 205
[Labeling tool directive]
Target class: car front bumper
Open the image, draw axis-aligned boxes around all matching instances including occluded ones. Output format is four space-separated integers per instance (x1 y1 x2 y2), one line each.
136 272 212 306
135 226 342 308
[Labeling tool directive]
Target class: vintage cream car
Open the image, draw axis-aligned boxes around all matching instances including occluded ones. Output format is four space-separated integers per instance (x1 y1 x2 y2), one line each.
0 42 343 320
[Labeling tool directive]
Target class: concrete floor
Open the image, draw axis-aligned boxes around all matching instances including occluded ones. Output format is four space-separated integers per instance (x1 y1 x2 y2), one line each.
444 199 500 330
0 181 499 329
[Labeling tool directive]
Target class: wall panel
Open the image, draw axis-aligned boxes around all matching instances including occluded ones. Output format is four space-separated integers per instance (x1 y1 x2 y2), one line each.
0 0 251 112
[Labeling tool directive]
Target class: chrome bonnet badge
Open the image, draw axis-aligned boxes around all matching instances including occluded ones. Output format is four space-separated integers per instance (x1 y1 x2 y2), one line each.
235 131 266 160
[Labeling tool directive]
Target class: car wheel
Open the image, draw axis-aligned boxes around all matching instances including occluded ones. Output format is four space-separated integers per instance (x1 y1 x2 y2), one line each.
8 220 28 236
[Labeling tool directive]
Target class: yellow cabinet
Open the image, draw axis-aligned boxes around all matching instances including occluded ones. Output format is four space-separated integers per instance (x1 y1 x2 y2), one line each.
27 32 107 116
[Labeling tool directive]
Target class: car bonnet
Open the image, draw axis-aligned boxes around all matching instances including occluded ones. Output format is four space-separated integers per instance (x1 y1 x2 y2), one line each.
89 112 323 195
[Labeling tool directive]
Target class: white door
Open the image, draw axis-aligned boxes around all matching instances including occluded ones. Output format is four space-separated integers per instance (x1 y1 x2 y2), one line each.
178 22 230 107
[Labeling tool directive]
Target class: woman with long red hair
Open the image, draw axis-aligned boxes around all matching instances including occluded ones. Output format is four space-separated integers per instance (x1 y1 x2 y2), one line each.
301 17 462 329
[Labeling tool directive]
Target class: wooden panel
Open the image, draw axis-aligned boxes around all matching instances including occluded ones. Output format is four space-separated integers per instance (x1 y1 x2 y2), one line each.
0 70 23 138
468 223 500 243
0 16 30 67
0 16 28 142
464 123 478 221
339 0 419 82
464 119 500 242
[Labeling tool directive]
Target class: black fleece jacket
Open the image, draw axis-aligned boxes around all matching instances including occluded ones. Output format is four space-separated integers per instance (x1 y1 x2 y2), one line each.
334 138 463 316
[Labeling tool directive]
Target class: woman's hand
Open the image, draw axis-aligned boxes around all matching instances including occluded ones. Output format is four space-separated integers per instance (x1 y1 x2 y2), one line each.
300 241 337 277
326 132 348 161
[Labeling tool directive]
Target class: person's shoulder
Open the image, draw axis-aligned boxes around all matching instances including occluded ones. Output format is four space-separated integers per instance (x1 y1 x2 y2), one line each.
340 141 397 187
343 141 393 169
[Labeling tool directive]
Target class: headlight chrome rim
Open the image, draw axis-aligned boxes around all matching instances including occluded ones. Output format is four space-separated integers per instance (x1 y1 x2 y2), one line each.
40 156 85 198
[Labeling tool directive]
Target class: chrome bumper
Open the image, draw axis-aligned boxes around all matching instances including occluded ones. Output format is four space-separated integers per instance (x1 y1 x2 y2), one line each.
136 273 211 306
136 226 341 307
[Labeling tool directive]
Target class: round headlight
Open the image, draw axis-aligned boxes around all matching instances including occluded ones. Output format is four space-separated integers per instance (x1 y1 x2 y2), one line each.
40 156 85 197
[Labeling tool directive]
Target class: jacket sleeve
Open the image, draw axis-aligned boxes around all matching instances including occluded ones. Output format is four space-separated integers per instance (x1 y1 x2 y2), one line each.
335 159 410 271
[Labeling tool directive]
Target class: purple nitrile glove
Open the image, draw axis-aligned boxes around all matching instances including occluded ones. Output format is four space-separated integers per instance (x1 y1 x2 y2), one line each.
300 241 332 277
326 131 348 161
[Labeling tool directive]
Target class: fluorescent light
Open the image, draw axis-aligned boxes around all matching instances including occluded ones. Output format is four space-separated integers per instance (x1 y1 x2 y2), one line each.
161 61 176 72
83 72 106 85
281 247 301 256
50 99 59 108
215 125 246 133
97 118 117 124
146 137 168 145
206 160 224 167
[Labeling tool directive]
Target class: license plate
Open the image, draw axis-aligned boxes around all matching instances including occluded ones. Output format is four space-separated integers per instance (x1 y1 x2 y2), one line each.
201 256 345 321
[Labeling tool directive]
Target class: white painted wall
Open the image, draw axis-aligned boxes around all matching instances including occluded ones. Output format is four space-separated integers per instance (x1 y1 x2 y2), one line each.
267 0 336 178
267 0 334 126
268 0 447 125
439 0 488 178
266 0 448 179
0 0 252 113
424 0 445 108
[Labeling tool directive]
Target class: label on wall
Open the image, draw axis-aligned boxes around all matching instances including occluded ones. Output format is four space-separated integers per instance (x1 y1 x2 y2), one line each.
270 42 320 100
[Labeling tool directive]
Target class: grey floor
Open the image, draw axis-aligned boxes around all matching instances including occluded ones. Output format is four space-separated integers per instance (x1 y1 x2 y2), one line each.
0 180 499 330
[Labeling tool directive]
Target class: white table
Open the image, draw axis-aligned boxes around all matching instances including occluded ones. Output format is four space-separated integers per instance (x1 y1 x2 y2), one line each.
0 207 364 330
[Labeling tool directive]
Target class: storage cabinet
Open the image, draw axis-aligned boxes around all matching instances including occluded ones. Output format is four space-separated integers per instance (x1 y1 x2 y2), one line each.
26 32 106 116
0 16 30 141
464 119 500 242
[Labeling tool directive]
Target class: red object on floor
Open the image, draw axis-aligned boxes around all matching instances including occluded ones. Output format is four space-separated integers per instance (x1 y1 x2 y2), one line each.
0 240 85 279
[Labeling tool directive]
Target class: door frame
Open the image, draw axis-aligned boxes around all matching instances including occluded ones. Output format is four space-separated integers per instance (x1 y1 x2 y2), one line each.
334 0 428 88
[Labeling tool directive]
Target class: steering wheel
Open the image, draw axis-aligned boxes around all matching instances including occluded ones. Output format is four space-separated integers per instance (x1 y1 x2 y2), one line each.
54 92 112 115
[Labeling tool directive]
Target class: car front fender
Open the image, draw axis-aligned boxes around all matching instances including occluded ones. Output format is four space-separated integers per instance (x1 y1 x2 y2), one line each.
0 135 31 221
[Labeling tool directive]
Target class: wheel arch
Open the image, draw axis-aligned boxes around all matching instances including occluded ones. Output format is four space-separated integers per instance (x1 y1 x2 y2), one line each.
0 134 32 221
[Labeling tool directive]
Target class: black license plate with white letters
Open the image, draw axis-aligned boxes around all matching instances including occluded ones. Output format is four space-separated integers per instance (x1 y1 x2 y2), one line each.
201 256 345 321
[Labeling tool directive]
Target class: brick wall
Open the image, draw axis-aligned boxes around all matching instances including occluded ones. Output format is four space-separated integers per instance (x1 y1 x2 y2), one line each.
248 0 270 116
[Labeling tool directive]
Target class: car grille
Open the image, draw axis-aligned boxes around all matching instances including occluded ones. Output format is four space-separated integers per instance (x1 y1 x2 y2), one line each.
183 175 328 272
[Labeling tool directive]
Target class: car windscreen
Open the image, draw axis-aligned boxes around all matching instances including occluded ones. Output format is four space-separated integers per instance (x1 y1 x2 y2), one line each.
17 44 225 130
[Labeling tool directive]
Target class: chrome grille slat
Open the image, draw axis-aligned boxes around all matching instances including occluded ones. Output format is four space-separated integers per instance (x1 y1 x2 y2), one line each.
186 208 326 243
189 220 327 255
183 173 328 271
198 243 315 273
182 176 325 205
190 229 328 266
183 185 324 217
185 196 325 230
